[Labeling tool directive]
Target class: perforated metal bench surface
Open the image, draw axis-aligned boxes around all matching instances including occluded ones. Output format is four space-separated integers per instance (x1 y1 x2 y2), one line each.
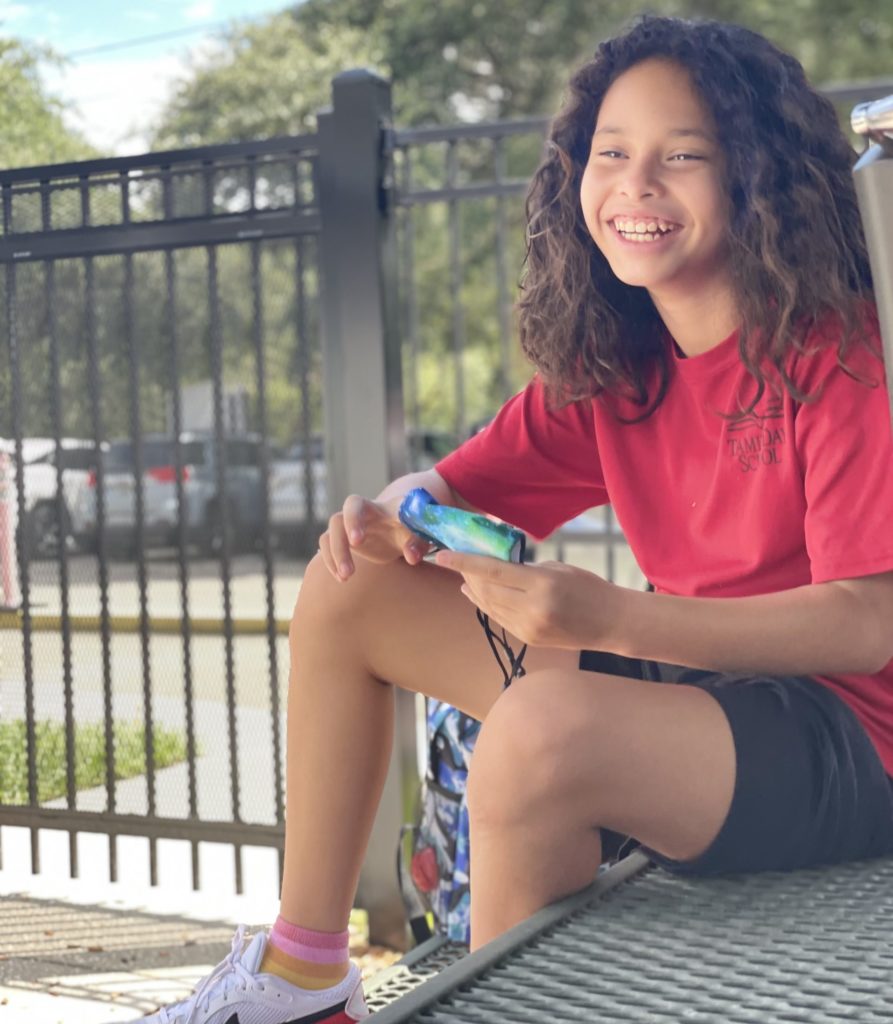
367 850 893 1022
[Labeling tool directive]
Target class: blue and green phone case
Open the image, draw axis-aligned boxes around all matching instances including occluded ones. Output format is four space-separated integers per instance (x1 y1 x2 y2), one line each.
398 487 526 563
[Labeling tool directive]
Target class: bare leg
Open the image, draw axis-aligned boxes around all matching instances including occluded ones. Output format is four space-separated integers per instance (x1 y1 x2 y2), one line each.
278 554 577 931
467 668 735 948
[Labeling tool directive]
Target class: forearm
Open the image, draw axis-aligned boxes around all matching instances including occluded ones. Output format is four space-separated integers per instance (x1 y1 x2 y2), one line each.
376 469 476 511
611 580 888 676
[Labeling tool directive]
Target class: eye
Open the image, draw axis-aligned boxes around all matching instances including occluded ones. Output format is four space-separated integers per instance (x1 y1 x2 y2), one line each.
596 150 625 158
669 154 705 162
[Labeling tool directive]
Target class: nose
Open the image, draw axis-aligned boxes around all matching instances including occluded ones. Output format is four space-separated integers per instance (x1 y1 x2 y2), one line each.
617 156 663 198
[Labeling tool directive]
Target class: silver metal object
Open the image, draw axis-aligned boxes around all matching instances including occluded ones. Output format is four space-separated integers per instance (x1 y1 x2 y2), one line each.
852 94 893 145
852 94 893 422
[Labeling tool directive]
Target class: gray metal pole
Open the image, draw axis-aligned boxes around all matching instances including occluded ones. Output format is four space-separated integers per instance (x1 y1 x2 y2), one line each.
317 70 415 951
852 96 893 410
317 69 407 503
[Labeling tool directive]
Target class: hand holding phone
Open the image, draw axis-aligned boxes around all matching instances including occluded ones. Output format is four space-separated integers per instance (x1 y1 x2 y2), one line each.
398 487 526 563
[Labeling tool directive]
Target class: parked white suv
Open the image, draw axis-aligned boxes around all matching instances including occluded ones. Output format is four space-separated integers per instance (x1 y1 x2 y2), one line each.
0 437 104 560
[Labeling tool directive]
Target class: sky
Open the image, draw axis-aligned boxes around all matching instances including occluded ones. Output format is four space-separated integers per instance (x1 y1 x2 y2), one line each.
1 0 293 155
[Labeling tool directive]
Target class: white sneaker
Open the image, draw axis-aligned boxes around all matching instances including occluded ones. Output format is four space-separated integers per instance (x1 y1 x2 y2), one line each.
118 925 369 1024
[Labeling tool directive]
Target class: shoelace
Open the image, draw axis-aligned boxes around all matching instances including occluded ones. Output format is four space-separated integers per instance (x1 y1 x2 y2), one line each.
159 925 262 1024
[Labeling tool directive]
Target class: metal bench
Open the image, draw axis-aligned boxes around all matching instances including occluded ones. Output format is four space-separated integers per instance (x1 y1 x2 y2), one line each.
367 850 893 1021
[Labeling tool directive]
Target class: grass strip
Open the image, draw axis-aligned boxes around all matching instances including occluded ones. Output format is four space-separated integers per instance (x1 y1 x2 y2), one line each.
0 720 190 804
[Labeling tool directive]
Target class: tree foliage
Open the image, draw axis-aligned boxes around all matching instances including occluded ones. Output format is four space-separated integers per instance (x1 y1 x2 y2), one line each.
0 38 96 169
152 13 387 147
152 0 893 146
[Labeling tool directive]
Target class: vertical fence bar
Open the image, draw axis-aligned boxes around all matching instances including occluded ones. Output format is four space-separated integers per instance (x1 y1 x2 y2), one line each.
5 255 39 874
162 166 201 888
294 230 316 553
289 157 317 551
42 181 79 878
398 148 422 458
249 236 284 879
123 241 158 884
81 175 118 881
205 186 243 892
605 506 617 582
446 141 466 438
493 136 513 403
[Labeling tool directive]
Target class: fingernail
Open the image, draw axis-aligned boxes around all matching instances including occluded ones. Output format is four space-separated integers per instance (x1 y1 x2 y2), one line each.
349 530 361 544
340 562 352 578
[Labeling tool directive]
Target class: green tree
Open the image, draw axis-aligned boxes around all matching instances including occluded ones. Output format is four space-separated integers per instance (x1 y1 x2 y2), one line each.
152 13 387 148
0 38 97 169
152 0 892 145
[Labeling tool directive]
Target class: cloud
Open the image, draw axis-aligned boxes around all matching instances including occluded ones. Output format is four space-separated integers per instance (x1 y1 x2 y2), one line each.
43 43 215 155
126 9 162 23
0 2 31 22
184 1 215 21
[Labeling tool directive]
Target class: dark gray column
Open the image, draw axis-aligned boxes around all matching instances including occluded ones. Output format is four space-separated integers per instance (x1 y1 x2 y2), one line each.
317 69 407 504
317 70 415 950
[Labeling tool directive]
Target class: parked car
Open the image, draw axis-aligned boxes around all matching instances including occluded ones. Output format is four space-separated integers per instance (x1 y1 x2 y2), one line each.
269 436 328 552
73 433 327 558
268 429 456 552
0 437 104 560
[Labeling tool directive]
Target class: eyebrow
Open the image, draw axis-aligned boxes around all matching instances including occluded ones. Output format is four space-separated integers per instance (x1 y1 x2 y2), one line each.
594 127 715 142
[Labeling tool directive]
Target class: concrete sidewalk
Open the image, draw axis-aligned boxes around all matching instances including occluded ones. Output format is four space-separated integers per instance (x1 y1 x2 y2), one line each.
0 833 400 1024
0 892 239 1023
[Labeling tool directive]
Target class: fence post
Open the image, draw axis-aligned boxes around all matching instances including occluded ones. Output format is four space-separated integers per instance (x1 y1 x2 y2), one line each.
317 70 416 950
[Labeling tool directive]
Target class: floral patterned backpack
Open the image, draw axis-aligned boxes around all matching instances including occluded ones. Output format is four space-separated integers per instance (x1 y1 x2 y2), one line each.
398 699 480 945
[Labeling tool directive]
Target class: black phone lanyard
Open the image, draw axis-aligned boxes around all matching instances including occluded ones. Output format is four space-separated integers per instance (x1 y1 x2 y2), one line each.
476 609 528 688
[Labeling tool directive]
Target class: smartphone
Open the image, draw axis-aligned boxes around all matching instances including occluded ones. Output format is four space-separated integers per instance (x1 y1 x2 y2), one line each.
398 487 526 563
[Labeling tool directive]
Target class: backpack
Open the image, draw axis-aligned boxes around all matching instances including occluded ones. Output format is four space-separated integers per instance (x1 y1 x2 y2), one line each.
398 699 479 945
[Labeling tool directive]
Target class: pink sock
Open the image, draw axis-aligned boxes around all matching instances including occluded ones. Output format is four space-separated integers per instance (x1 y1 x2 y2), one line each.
260 916 350 990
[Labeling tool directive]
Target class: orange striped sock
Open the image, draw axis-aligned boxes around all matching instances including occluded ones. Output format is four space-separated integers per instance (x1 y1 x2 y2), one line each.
260 916 351 991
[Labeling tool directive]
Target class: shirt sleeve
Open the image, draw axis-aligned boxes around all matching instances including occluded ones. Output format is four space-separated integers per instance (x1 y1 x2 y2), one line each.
434 376 609 540
794 321 893 584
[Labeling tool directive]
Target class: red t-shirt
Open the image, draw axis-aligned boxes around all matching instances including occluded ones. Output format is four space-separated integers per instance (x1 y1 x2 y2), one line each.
436 310 893 773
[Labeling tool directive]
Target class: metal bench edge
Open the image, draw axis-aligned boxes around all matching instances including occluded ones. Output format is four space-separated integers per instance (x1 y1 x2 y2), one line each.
367 849 652 1021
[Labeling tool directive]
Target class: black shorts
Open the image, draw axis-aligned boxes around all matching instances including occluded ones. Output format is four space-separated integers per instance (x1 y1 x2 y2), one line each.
579 650 893 875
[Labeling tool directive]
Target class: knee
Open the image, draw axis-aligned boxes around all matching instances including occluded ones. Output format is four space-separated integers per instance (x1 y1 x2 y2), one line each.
290 553 335 641
290 551 376 641
467 674 581 827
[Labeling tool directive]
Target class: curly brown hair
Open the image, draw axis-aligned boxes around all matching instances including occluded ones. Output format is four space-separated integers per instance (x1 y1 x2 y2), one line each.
519 14 876 421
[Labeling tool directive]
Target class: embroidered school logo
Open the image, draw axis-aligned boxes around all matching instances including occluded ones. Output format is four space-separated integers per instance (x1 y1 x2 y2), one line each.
725 400 785 473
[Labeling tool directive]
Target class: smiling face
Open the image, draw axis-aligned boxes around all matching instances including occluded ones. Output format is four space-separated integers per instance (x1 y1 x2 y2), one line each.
580 58 733 309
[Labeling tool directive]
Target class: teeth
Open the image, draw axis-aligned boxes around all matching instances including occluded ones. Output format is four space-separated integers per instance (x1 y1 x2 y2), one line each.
613 218 678 235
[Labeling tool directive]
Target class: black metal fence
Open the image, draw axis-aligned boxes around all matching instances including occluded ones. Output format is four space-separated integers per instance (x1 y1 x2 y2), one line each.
0 134 322 893
0 68 890 943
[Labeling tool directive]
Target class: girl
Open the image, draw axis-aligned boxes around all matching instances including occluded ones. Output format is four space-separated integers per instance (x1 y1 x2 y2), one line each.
127 14 893 1024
